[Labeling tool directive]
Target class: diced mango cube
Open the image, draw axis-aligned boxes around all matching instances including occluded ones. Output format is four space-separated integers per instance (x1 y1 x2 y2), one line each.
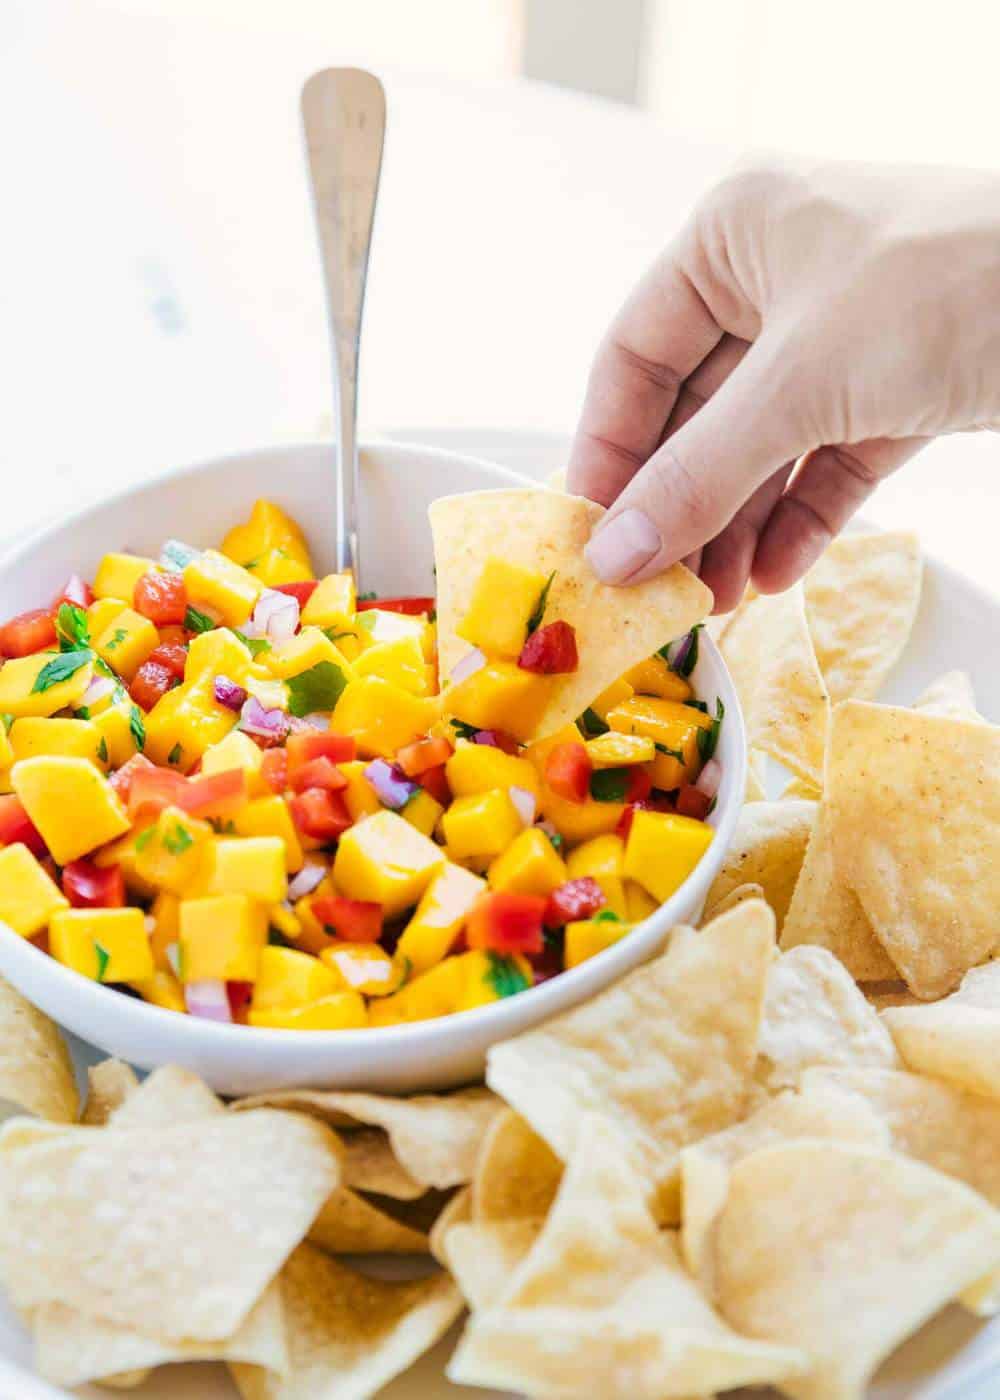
624 655 692 702
301 572 356 628
185 628 257 686
143 676 239 771
623 810 714 904
221 499 313 574
339 761 382 823
133 806 212 895
457 558 549 658
0 844 69 936
12 756 129 864
198 836 287 904
94 608 159 682
247 550 314 588
333 810 444 917
565 917 630 969
401 788 444 838
10 717 103 767
93 823 158 898
488 826 568 897
332 677 440 759
93 554 159 602
248 991 367 1030
625 879 658 923
251 945 340 1011
445 742 540 800
446 661 551 743
0 652 94 719
91 698 142 768
352 636 432 696
584 732 655 767
50 907 154 983
263 627 353 684
269 901 302 941
566 833 628 918
201 729 268 796
178 894 267 982
368 957 464 1025
606 696 712 789
131 968 186 1013
359 609 427 648
232 796 304 873
528 725 625 843
396 862 485 975
183 550 262 628
320 943 405 997
441 788 523 861
455 949 533 1011
589 677 634 720
86 597 129 640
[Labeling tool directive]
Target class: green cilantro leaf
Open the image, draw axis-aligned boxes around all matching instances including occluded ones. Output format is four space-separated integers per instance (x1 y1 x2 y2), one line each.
0 715 13 733
129 705 146 752
97 737 109 764
286 661 349 718
357 591 377 602
526 571 556 636
162 821 193 856
671 624 702 678
484 952 531 999
593 909 621 924
697 698 725 762
683 698 708 714
167 742 183 767
103 628 128 653
546 829 565 851
76 705 91 720
578 707 609 737
31 649 93 695
449 719 479 741
654 742 686 763
184 605 216 634
56 603 90 651
589 768 629 803
234 630 271 658
210 818 238 835
94 942 111 982
134 826 157 852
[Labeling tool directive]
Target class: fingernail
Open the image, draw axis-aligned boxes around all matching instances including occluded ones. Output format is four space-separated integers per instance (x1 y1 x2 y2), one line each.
585 508 662 584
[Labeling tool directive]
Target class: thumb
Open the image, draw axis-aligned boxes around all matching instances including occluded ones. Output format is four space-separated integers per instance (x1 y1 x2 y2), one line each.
583 341 804 585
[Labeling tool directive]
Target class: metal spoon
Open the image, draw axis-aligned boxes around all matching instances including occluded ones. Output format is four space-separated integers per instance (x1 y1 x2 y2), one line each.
301 68 386 585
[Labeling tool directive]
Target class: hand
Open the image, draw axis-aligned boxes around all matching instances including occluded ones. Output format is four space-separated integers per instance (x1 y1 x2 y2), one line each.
568 159 1000 607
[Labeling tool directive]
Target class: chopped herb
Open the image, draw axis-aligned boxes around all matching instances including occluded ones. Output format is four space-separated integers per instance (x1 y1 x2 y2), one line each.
357 591 377 602
578 707 609 737
162 821 194 856
56 603 90 650
76 706 91 720
30 649 93 695
184 605 216 634
97 737 109 764
593 909 621 924
167 742 183 767
103 628 128 653
398 955 413 987
0 715 12 733
129 705 146 752
589 768 629 803
683 698 709 714
324 629 357 644
697 698 725 762
656 643 672 663
134 826 157 852
546 829 565 851
210 818 238 835
94 942 111 982
235 630 271 658
449 719 479 741
484 952 531 999
286 661 349 718
671 624 702 678
526 571 556 636
654 742 687 763
357 611 377 632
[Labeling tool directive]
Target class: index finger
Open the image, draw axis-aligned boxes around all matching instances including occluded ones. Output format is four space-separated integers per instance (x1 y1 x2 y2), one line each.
566 244 724 507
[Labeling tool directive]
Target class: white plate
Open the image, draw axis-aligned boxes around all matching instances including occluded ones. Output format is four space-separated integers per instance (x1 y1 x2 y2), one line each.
1 428 998 1398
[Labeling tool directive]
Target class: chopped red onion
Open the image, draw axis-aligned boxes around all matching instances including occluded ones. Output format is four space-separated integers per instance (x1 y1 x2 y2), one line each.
214 675 248 711
239 695 290 741
508 785 537 826
63 573 91 606
696 757 722 799
365 758 417 809
184 979 231 1023
450 647 486 686
471 730 501 747
80 675 116 709
253 590 299 642
301 712 329 730
287 862 327 901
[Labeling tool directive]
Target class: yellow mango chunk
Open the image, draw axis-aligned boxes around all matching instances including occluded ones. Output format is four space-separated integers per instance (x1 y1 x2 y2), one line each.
232 796 304 873
625 879 658 923
396 862 486 976
185 628 257 686
606 696 711 789
269 902 302 941
565 916 631 969
333 810 444 917
0 844 69 936
332 677 440 759
624 655 692 702
339 761 382 823
92 554 159 603
86 597 128 640
91 698 141 769
368 957 465 1026
566 833 628 918
178 894 268 982
588 677 634 720
454 950 533 1011
623 810 714 904
301 572 356 629
401 788 444 838
143 676 239 771
457 558 549 659
248 991 367 1030
183 550 262 628
131 968 186 1013
94 608 159 682
198 836 287 904
50 907 154 983
148 890 180 973
445 742 540 800
93 823 157 899
10 717 103 767
263 627 353 682
133 806 213 896
488 826 568 897
352 636 432 696
247 550 314 588
320 943 405 997
221 499 313 573
0 652 94 719
441 788 523 862
527 725 625 843
12 756 129 864
201 729 268 796
251 945 340 1011
446 661 552 744
584 732 655 768
359 609 428 648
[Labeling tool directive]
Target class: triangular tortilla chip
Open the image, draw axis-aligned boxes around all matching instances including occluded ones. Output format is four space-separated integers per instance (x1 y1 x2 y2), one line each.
745 747 770 801
914 669 982 721
826 701 1000 998
110 1063 224 1128
715 1141 1000 1400
338 1128 425 1199
803 531 922 703
439 1217 544 1312
80 1059 139 1127
430 489 712 737
487 901 775 1220
308 1187 430 1255
881 961 1000 1099
704 799 816 934
702 881 764 923
0 975 77 1123
471 1107 563 1223
720 585 829 786
448 1115 805 1398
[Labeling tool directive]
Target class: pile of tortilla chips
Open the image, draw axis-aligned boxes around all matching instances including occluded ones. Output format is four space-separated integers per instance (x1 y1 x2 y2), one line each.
0 523 998 1398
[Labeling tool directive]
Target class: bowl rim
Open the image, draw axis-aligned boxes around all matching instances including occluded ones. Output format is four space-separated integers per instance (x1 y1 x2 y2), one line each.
0 437 746 1052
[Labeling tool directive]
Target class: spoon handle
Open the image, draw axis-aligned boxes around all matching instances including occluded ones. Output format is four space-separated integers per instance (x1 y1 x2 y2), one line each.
301 68 386 582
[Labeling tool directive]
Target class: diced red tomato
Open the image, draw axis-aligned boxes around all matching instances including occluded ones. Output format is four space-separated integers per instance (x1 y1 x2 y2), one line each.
676 784 712 821
147 641 188 681
518 620 579 675
133 571 187 626
183 769 248 819
287 756 348 794
51 574 93 611
62 860 126 909
226 980 254 1021
156 624 188 649
127 766 188 818
108 753 155 802
311 895 384 943
418 763 451 806
0 610 57 658
396 736 453 778
130 661 179 710
626 767 653 804
0 795 46 856
259 749 287 794
272 581 318 607
544 742 592 805
615 794 675 840
543 876 606 928
290 788 353 842
285 732 356 774
355 596 435 616
467 891 546 956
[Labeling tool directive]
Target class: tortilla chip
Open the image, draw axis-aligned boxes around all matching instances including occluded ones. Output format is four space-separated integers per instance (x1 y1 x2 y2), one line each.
308 1187 430 1255
0 1109 339 1341
826 701 1000 998
440 1218 544 1311
487 900 775 1221
803 530 922 703
755 946 899 1093
338 1127 425 1199
914 669 982 722
428 1184 472 1266
703 799 816 934
233 1086 500 1190
80 1059 139 1126
471 1107 563 1223
430 489 712 737
745 747 769 801
720 584 829 786
715 1141 1000 1400
231 1243 463 1400
0 974 77 1123
782 775 822 799
881 961 1000 1098
545 467 567 490
701 881 764 923
863 981 922 1012
110 1063 225 1129
780 804 899 982
449 1115 805 1398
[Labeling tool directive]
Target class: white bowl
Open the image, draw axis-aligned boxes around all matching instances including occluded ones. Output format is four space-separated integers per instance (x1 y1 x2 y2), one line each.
0 441 746 1093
